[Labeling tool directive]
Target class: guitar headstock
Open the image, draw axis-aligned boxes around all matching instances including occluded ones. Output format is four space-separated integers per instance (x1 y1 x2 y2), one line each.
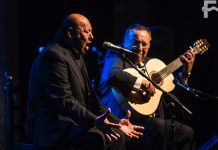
191 38 210 55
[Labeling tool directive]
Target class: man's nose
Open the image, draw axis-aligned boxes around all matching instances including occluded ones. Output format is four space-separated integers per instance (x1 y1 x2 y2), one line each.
89 33 94 40
138 43 144 49
135 44 143 52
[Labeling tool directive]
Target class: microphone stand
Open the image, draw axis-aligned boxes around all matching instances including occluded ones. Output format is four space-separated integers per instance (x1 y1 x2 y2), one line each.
192 89 218 101
164 102 176 150
120 54 192 150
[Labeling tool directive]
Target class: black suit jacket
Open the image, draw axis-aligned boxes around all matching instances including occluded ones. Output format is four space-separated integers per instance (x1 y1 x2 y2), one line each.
28 43 119 149
99 50 138 118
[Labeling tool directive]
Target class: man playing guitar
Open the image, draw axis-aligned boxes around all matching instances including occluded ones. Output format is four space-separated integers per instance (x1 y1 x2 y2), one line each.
98 24 206 150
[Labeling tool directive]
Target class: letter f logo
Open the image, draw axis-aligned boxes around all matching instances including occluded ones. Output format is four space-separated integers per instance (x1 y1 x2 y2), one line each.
202 0 218 18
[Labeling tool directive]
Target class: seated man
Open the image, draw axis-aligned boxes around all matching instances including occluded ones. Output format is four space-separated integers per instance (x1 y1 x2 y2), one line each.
99 24 196 150
26 14 144 150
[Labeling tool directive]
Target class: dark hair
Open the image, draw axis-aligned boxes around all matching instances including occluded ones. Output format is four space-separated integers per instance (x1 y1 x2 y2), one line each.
123 24 151 46
123 24 151 39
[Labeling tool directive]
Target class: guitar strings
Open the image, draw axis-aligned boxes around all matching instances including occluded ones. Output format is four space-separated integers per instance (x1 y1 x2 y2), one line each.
148 40 208 84
150 58 182 84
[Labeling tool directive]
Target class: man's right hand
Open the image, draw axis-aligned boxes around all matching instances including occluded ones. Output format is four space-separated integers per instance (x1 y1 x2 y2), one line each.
140 80 155 98
95 108 121 143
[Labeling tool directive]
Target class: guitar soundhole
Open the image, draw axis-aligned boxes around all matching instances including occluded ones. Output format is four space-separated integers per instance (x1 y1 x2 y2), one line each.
151 73 162 84
129 92 150 104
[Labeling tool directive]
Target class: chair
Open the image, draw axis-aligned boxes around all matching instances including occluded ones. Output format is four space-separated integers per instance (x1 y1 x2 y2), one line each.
3 71 33 150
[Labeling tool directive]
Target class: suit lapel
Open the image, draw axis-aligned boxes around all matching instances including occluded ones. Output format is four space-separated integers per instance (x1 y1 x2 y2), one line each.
57 44 86 92
56 44 100 112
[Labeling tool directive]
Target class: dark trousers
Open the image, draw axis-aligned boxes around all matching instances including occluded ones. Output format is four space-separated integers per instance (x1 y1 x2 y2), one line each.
35 127 126 150
127 117 195 150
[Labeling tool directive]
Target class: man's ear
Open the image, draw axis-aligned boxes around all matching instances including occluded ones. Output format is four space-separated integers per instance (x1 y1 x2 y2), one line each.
67 27 74 38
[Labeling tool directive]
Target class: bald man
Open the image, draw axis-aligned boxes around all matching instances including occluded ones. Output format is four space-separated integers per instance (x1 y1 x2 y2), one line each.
27 13 144 150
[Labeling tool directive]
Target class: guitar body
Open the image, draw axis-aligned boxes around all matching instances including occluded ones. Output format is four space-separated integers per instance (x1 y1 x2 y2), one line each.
112 38 209 117
112 58 175 116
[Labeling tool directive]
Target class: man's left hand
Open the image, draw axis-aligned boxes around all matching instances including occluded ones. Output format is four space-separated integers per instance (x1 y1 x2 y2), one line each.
119 110 144 138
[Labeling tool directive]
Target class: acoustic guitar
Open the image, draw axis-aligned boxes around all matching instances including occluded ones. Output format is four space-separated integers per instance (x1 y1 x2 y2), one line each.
112 39 210 116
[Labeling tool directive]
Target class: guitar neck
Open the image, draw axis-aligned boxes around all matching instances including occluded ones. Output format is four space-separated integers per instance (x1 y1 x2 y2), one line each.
158 57 183 80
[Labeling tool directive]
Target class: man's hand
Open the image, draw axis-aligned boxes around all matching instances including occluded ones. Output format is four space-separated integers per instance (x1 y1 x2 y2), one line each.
140 80 156 98
96 108 121 143
181 50 195 74
119 110 144 138
96 109 144 141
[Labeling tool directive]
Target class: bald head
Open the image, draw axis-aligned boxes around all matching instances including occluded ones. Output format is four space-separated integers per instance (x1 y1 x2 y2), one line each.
56 13 92 39
55 13 94 54
65 13 90 29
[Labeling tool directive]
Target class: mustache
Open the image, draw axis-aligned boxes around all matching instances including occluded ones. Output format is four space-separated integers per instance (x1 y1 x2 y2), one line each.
134 52 145 59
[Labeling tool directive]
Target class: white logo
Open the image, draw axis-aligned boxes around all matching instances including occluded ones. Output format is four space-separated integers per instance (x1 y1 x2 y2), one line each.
202 0 218 18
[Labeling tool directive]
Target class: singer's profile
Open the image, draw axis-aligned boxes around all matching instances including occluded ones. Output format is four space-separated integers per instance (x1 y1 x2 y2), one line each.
26 13 144 150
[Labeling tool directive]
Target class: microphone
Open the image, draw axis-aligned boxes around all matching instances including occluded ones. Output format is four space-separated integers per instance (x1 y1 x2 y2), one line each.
175 80 218 100
103 41 136 54
174 80 198 96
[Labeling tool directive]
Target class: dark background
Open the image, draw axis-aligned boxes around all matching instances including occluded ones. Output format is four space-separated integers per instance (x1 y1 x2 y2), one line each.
3 0 218 148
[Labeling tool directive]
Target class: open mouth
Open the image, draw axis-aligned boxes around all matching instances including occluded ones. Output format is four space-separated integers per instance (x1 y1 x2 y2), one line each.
83 43 91 53
136 54 143 60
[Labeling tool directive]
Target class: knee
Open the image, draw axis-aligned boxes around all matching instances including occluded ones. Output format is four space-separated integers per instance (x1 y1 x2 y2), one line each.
115 130 126 145
182 125 195 141
118 131 126 145
91 128 126 148
111 128 126 148
85 129 107 150
92 130 107 144
153 120 166 138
